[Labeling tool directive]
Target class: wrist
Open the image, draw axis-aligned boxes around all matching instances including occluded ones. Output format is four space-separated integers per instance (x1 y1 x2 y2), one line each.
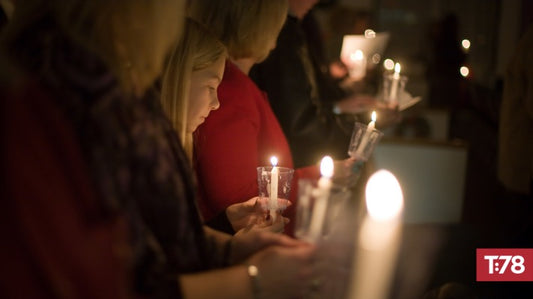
223 238 233 266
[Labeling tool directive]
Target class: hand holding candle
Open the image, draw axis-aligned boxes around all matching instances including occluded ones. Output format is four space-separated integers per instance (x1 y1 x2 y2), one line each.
308 156 334 242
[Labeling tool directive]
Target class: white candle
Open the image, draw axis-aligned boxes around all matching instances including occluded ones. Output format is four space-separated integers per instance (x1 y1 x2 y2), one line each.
347 170 404 299
389 62 401 104
308 156 334 242
269 156 279 221
354 111 377 158
348 50 366 80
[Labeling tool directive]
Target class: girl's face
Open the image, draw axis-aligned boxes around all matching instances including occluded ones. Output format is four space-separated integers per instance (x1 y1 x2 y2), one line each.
187 55 225 132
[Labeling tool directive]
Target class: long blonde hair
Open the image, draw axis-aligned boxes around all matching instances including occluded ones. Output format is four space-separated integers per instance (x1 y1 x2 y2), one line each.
189 0 288 62
2 0 185 96
161 18 227 161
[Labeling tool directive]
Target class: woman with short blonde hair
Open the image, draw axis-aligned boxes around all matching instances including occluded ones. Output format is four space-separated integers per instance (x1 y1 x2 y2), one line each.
189 0 288 63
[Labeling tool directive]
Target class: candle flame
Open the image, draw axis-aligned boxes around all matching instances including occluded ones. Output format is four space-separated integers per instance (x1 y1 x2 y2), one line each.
364 29 376 38
371 111 377 122
461 39 471 50
383 59 394 70
394 63 401 74
460 66 469 77
320 156 334 178
270 156 278 167
365 170 403 221
350 50 364 61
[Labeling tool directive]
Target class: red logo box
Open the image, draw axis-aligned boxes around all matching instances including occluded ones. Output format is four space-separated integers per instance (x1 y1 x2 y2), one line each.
476 248 533 281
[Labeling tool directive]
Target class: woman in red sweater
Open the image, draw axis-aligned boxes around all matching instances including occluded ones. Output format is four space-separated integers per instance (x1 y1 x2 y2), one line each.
190 0 355 235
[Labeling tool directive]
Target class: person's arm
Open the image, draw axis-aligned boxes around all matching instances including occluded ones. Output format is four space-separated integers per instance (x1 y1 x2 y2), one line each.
180 240 317 299
180 265 253 299
203 224 298 265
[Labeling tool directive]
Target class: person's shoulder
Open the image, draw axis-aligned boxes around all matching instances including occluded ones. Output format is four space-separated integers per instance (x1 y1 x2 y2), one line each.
219 63 262 103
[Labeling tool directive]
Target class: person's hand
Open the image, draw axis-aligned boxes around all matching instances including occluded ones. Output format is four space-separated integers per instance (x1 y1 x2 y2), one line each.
229 228 302 264
335 94 379 114
226 197 290 232
329 60 348 79
246 241 323 299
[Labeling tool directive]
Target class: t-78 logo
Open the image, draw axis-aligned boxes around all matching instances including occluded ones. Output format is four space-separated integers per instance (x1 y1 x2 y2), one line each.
476 249 533 281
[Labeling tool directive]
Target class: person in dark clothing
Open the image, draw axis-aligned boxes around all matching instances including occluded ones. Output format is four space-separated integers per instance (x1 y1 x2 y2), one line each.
251 0 376 167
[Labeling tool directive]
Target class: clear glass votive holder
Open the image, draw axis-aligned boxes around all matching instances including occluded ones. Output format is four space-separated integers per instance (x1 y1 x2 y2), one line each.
347 122 384 161
381 73 408 108
256 166 294 214
295 179 351 243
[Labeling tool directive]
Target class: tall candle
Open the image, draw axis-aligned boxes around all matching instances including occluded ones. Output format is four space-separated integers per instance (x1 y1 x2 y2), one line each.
308 156 334 242
354 111 377 158
389 62 401 104
269 156 279 221
347 170 404 299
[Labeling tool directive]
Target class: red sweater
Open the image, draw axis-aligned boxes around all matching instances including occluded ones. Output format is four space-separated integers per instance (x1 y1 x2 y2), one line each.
1 80 129 299
194 61 319 231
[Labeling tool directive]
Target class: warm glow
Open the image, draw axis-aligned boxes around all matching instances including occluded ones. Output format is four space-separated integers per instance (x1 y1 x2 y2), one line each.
461 39 471 50
371 53 381 64
320 156 334 178
350 50 364 61
460 66 470 77
371 111 377 122
270 156 278 167
365 170 403 221
394 62 401 74
383 59 395 70
364 29 376 38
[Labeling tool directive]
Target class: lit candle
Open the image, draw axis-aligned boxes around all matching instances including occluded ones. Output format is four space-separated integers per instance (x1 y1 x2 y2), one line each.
383 58 395 71
308 156 334 242
348 50 366 80
347 170 404 299
354 111 377 158
389 62 401 104
269 156 279 221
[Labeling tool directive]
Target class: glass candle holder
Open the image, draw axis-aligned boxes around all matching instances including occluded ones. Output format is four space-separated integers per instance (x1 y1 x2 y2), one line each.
295 179 351 243
348 122 384 161
256 166 294 214
381 73 408 108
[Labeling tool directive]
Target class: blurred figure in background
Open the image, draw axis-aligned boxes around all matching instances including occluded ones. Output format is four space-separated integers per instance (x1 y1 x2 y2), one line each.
498 24 533 201
0 0 14 32
251 0 377 168
425 13 468 109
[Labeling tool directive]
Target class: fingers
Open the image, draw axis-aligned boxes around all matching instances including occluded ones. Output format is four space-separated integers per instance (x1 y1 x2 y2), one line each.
261 231 308 248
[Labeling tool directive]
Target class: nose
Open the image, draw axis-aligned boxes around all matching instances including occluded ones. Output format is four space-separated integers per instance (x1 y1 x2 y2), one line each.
211 94 220 110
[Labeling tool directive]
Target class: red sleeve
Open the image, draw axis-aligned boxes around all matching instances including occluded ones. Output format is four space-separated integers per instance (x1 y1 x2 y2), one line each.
195 79 262 220
0 83 130 299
